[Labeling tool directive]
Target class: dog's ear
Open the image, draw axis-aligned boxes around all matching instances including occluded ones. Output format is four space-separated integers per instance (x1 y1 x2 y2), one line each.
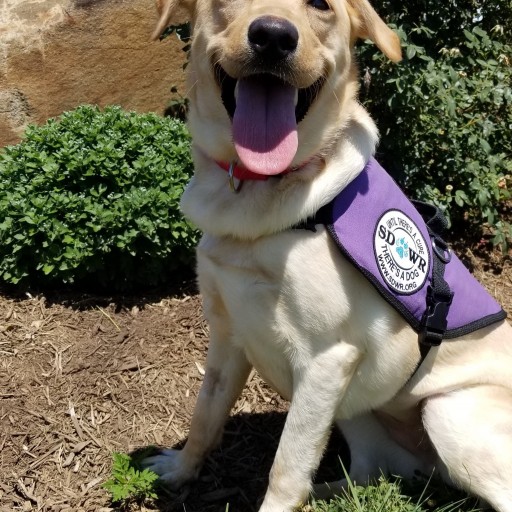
152 0 194 41
346 0 402 62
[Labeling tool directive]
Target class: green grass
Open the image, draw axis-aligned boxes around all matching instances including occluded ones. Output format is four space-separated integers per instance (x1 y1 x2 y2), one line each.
306 474 481 512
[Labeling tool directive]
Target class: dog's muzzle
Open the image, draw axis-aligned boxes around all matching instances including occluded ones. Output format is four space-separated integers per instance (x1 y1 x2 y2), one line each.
213 16 325 176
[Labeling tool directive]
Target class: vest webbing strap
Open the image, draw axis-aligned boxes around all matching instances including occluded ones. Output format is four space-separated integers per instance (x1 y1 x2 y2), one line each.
409 201 453 372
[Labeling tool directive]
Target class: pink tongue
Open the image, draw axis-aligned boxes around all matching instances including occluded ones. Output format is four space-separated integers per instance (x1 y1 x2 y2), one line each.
233 77 298 175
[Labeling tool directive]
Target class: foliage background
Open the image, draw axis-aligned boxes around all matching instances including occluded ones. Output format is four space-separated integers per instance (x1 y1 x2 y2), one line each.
0 2 510 291
359 0 512 246
0 106 197 291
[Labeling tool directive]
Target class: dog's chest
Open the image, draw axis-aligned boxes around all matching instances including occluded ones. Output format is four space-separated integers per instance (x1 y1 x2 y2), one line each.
197 228 349 394
196 227 415 409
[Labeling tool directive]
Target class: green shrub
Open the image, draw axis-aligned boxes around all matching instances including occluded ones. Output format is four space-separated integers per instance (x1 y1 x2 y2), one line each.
359 1 512 247
0 105 198 290
103 452 158 505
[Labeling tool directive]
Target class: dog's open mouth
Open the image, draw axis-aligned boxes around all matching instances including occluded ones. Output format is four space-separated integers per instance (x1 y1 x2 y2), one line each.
214 64 325 175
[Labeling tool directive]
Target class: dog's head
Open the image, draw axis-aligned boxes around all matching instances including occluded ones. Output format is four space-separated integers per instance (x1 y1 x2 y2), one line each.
154 0 400 178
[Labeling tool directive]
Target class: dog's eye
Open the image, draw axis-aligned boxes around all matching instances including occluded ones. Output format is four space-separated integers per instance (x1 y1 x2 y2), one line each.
308 0 330 10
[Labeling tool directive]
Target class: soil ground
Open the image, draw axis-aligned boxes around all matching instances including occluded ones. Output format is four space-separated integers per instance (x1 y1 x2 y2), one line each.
1 242 511 512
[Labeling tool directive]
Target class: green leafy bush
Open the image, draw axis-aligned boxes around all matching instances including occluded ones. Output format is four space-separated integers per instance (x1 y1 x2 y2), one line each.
0 105 197 290
359 1 512 247
103 452 158 505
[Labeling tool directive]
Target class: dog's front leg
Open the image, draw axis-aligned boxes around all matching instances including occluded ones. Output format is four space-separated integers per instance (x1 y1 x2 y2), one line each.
259 342 362 512
143 331 252 489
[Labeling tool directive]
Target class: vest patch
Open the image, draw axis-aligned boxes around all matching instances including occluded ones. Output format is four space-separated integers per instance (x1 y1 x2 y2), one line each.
374 210 430 295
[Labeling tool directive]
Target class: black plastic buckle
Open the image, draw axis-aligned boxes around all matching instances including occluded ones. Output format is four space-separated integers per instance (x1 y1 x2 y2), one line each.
419 287 453 347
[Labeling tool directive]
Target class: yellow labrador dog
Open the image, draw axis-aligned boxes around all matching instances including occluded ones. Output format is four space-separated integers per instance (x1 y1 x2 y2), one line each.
144 0 512 510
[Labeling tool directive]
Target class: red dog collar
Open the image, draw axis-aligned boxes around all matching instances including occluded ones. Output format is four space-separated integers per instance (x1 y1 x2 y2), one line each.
216 161 279 181
215 158 315 192
216 160 292 192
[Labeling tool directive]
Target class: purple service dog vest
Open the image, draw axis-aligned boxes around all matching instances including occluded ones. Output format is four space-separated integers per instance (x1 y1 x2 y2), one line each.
320 158 506 339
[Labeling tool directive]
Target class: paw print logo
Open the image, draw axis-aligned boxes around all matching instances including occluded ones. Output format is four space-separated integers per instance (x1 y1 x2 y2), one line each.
395 237 409 259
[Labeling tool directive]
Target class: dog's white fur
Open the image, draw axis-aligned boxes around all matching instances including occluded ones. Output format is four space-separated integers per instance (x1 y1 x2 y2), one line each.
144 1 512 510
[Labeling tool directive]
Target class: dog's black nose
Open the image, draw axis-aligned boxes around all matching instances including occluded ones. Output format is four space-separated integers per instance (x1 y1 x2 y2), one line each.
248 16 299 61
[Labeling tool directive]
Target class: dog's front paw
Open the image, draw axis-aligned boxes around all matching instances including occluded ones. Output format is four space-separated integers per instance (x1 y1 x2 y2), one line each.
142 449 200 490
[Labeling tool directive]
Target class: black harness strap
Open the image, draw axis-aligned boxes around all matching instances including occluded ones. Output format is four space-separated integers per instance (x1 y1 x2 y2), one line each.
411 201 453 375
292 201 333 232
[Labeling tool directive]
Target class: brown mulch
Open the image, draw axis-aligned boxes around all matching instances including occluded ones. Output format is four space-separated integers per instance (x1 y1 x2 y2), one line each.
1 243 511 512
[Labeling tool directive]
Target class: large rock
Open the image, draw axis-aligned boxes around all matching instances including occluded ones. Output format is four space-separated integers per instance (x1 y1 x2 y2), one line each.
0 0 187 147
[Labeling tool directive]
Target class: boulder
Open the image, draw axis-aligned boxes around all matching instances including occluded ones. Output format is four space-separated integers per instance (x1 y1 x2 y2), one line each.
0 0 187 147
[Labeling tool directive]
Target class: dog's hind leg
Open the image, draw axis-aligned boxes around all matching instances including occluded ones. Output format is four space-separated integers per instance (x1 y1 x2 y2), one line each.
258 342 363 512
143 307 252 489
423 385 512 512
313 412 430 501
